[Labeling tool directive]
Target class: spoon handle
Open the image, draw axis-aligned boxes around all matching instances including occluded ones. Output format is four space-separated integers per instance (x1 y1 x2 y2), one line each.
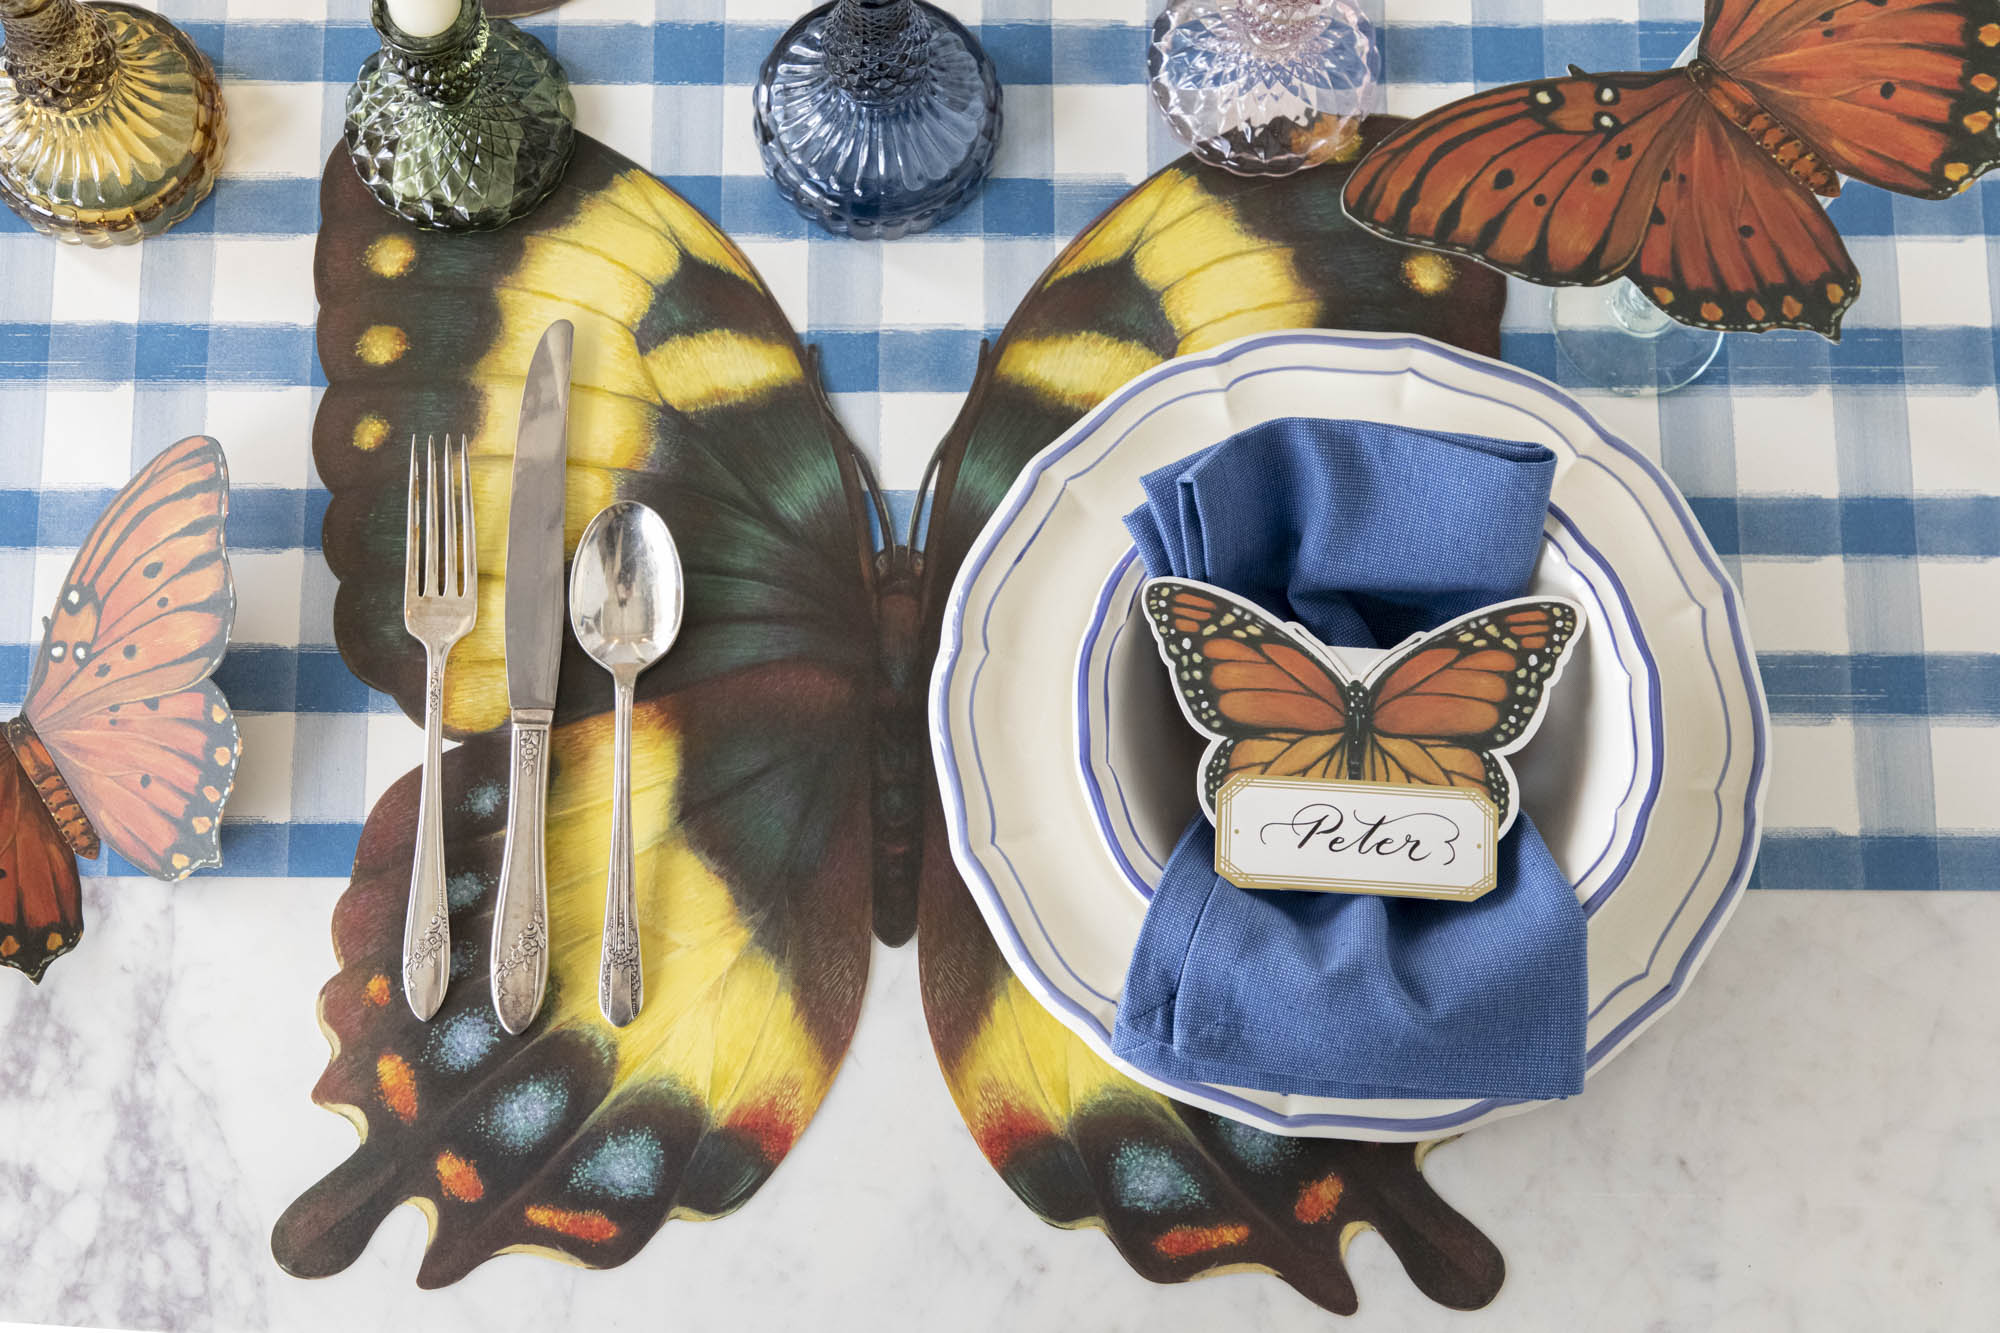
599 674 643 1026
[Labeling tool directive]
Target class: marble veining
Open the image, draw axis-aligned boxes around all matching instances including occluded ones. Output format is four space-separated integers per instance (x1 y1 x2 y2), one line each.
1 888 1997 1331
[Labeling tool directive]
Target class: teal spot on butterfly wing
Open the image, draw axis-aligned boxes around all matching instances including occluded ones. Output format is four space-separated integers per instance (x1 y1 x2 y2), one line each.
426 1010 500 1074
570 1130 666 1200
462 780 504 818
447 871 487 909
482 1075 569 1151
1211 1116 1298 1172
1110 1142 1205 1212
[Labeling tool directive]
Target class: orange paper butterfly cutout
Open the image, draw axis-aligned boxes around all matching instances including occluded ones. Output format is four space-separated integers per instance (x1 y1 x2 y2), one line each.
1342 0 2000 339
1143 579 1583 837
0 436 239 981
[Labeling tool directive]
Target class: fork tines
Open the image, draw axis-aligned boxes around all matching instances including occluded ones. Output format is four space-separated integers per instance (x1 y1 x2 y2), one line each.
405 434 476 607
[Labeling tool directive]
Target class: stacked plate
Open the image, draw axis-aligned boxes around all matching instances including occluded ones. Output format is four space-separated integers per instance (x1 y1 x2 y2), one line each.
930 330 1769 1141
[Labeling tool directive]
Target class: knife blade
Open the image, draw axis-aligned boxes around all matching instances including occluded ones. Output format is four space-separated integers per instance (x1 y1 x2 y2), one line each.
490 319 573 1035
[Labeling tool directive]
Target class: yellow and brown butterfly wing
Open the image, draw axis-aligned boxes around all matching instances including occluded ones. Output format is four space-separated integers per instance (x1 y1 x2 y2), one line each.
1362 601 1583 824
913 146 1510 1313
22 435 237 880
275 709 866 1285
278 137 878 1284
915 799 1505 1315
1142 581 1355 810
919 118 1508 618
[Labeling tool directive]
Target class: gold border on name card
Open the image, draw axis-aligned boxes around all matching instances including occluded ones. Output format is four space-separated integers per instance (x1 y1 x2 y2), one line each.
1213 775 1501 902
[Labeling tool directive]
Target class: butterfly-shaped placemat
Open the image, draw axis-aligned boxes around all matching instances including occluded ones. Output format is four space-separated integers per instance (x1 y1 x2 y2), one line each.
1342 0 2000 339
272 124 1508 1312
0 437 239 982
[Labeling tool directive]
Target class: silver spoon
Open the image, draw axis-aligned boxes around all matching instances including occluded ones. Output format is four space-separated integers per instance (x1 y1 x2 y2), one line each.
568 500 682 1027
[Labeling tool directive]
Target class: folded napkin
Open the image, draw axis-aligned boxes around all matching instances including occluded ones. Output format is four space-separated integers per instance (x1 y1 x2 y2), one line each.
1111 417 1588 1102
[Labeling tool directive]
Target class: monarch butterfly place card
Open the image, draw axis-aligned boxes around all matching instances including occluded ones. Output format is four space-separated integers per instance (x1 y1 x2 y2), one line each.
0 436 239 982
1141 578 1583 903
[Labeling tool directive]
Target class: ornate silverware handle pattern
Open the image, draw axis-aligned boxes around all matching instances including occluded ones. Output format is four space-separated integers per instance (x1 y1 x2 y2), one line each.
402 648 452 1019
598 674 643 1027
491 709 553 1033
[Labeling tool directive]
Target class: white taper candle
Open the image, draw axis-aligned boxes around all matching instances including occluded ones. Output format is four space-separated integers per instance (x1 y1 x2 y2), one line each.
384 0 462 39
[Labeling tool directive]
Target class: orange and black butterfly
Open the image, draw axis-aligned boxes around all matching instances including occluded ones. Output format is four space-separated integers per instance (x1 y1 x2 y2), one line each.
1342 0 2000 339
1143 579 1583 837
0 435 239 981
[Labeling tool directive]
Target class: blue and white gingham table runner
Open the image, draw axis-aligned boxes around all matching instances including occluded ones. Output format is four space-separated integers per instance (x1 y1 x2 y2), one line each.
0 0 1993 890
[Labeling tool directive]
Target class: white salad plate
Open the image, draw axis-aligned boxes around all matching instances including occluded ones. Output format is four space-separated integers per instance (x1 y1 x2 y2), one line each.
930 330 1769 1141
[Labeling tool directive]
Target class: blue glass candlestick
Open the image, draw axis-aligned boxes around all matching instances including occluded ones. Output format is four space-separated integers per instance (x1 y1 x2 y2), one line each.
753 0 1002 240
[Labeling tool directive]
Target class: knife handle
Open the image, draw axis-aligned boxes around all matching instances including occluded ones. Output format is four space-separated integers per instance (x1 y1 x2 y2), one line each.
491 709 553 1035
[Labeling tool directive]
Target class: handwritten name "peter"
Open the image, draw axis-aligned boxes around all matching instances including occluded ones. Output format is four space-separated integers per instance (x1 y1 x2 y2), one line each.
1261 803 1461 866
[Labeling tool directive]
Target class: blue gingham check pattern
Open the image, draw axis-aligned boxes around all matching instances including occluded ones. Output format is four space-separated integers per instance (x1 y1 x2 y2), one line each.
0 0 1994 889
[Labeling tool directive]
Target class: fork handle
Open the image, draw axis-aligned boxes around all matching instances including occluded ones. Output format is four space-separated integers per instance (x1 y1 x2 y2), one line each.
491 708 552 1034
402 648 452 1021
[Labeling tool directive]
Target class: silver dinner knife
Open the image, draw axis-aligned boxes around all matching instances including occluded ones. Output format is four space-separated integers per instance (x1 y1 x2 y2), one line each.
490 319 573 1035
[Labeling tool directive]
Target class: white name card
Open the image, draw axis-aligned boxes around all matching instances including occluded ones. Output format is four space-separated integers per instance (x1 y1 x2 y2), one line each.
1213 776 1500 901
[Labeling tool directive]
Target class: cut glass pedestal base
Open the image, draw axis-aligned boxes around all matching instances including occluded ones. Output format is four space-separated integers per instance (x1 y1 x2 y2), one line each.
1551 282 1724 397
753 0 1002 240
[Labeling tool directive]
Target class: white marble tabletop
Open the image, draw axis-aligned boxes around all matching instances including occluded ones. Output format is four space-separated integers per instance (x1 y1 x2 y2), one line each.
2 884 1994 1332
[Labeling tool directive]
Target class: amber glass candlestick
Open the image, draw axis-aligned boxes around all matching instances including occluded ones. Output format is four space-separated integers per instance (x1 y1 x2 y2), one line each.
0 0 227 244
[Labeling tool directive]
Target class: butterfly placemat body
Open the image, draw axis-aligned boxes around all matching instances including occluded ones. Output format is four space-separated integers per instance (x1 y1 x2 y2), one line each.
0 437 239 982
275 124 1507 1310
1343 0 2000 339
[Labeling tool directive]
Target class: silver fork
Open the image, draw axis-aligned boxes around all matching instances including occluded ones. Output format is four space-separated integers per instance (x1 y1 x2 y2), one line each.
402 434 477 1022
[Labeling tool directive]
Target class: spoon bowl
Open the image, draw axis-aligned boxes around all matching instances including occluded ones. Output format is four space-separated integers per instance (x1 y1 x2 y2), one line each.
568 500 682 1027
570 501 682 677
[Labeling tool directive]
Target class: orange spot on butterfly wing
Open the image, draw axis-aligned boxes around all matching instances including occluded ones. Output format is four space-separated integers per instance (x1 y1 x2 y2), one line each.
523 1205 619 1244
1295 1172 1345 1224
1154 1223 1251 1259
435 1151 485 1202
970 1092 1056 1169
376 1052 418 1123
726 1089 807 1162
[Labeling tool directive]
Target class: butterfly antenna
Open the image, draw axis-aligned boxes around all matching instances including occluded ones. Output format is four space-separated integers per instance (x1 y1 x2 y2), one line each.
845 442 895 552
906 448 944 552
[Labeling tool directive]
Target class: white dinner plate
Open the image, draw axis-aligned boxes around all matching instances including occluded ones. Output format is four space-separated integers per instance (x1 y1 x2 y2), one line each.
930 330 1769 1140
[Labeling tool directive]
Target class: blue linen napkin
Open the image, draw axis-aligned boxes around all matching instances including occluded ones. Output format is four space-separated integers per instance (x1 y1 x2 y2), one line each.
1111 417 1588 1102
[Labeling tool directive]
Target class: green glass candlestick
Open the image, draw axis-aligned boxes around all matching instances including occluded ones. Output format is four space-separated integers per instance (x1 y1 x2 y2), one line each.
0 0 227 245
344 0 576 232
